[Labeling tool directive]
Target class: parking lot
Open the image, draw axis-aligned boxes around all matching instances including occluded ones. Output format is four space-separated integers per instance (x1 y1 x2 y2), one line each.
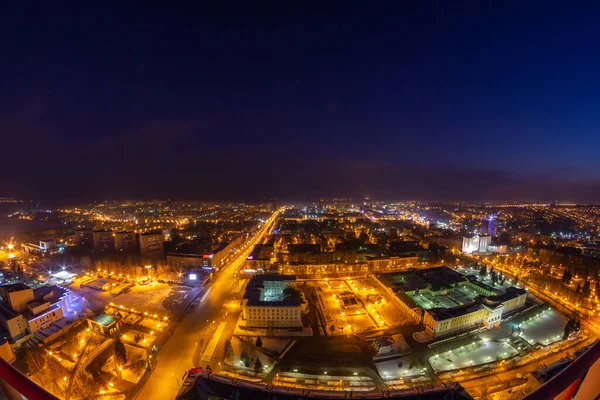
71 279 202 318
429 339 519 372
518 308 567 346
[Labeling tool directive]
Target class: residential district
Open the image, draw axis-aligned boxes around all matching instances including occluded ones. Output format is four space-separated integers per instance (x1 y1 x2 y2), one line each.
0 199 598 399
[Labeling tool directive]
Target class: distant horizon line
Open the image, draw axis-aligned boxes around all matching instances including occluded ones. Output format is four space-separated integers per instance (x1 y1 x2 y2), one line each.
1 198 598 207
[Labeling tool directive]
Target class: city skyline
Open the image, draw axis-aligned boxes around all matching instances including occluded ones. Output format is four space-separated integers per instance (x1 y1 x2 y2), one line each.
1 3 600 398
2 3 600 202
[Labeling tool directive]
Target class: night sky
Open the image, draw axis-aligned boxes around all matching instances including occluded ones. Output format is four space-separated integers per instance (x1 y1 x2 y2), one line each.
2 3 600 203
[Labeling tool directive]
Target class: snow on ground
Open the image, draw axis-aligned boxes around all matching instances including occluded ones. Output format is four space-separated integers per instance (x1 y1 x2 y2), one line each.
375 356 425 379
100 345 147 384
70 284 112 313
391 334 411 355
121 329 156 348
258 338 293 358
226 336 276 373
122 345 148 383
518 308 567 346
413 331 432 343
113 282 172 315
479 324 514 341
122 313 142 325
428 340 518 372
138 317 167 332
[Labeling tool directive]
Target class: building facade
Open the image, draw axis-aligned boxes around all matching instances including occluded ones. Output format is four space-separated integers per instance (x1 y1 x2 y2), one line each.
462 235 491 254
75 228 94 247
0 283 74 344
115 231 136 251
377 266 528 338
140 232 164 261
93 229 114 251
241 275 303 329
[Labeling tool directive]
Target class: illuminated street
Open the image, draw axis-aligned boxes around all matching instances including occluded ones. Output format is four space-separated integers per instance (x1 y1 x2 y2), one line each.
134 210 280 400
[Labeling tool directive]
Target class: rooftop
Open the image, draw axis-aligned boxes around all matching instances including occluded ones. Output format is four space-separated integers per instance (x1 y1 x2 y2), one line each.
33 286 53 299
428 302 483 321
2 283 31 293
91 313 116 326
486 286 527 304
287 243 320 254
27 299 48 309
141 231 162 236
243 274 300 306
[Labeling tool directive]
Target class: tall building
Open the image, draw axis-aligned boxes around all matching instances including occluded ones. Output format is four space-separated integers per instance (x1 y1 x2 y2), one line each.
481 216 499 237
115 231 136 252
140 231 164 261
93 229 114 251
75 228 94 248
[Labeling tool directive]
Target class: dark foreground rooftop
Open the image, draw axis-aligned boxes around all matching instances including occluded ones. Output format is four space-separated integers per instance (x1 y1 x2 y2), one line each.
177 372 473 400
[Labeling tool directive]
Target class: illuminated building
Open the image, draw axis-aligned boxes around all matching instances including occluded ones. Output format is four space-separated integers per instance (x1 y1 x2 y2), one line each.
376 267 527 338
241 275 303 328
0 283 76 345
462 235 480 254
461 235 491 254
243 244 273 273
478 235 491 252
22 239 64 256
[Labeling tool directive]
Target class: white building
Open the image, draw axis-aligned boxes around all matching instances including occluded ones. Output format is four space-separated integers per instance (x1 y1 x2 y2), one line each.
462 236 480 254
478 235 491 252
462 235 491 254
373 336 395 355
241 275 303 329
22 239 65 256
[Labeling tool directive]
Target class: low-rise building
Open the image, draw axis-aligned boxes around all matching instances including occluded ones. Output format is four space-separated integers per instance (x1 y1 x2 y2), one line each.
366 256 418 272
22 239 65 256
241 275 303 329
373 336 395 355
88 313 119 336
0 283 75 345
244 244 273 273
377 266 528 338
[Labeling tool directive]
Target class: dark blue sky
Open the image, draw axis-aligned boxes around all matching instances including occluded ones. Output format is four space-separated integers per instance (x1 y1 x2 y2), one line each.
2 3 600 202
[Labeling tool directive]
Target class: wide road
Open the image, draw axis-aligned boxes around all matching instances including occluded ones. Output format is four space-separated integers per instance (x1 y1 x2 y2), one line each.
135 210 281 400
